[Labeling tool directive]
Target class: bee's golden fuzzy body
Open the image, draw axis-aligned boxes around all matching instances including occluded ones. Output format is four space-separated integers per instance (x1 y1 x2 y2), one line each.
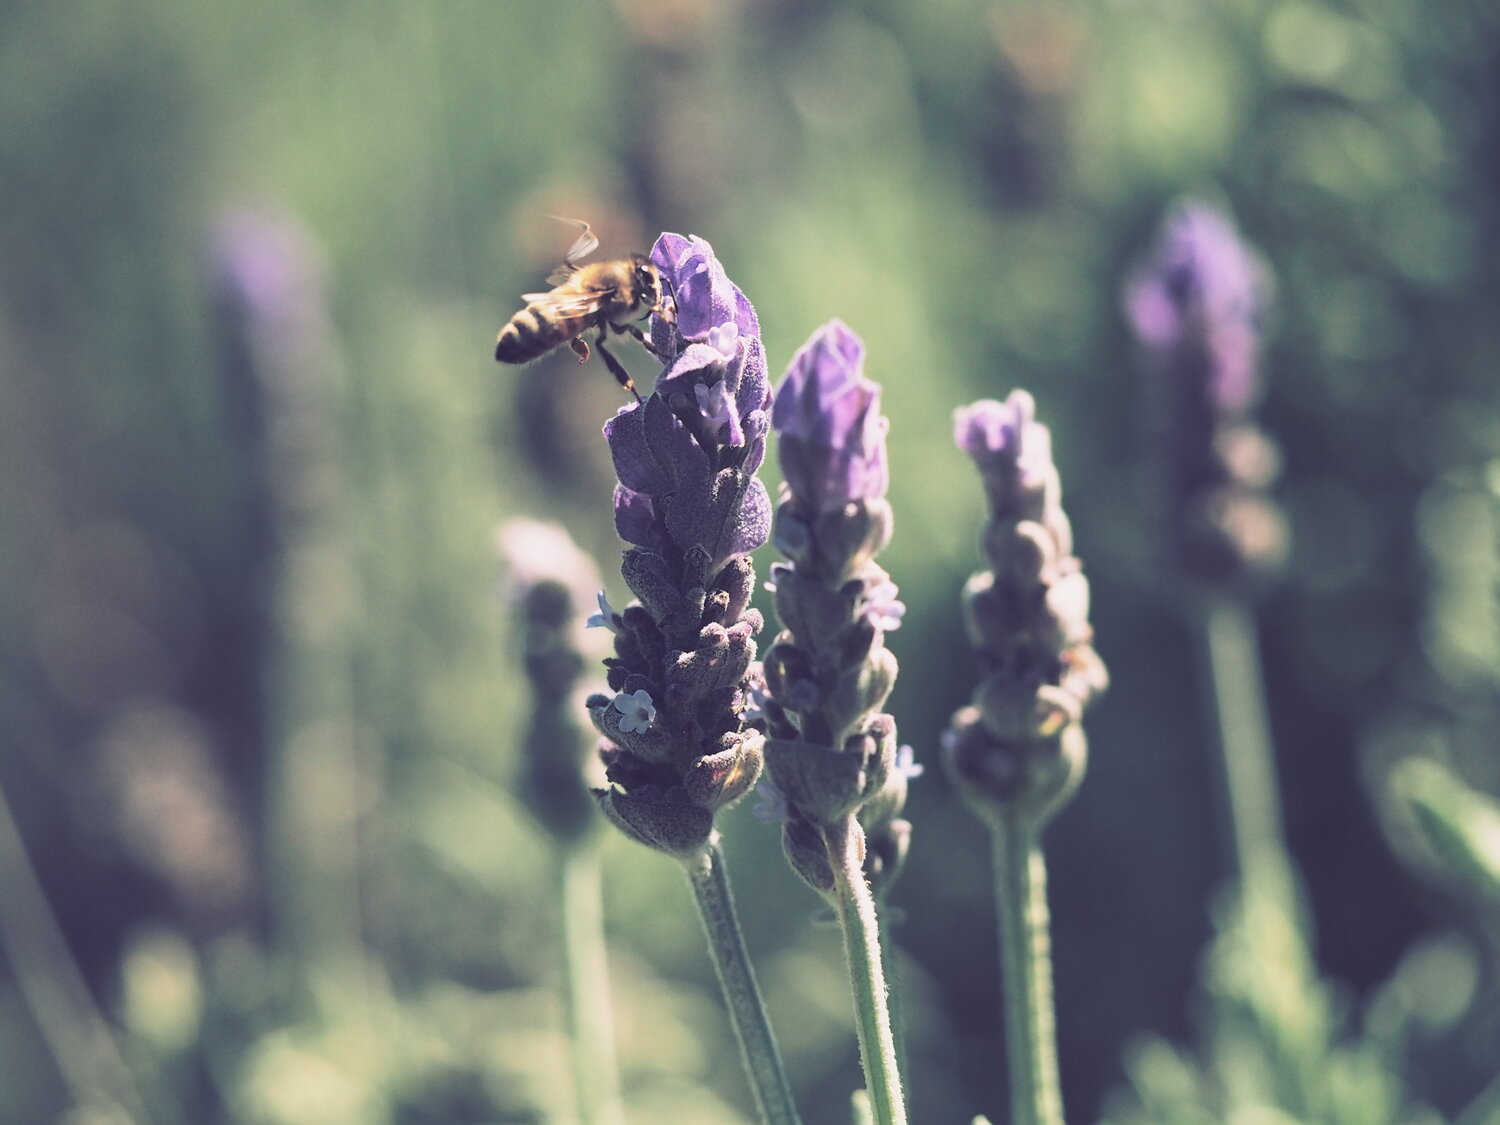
495 254 662 366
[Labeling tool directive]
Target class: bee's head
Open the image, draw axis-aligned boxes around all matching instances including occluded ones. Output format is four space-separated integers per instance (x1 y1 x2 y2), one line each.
631 254 667 314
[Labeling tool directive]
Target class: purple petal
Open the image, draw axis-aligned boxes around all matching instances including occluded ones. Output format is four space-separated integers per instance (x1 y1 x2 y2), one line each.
614 485 662 548
650 232 759 342
771 320 890 511
604 402 668 495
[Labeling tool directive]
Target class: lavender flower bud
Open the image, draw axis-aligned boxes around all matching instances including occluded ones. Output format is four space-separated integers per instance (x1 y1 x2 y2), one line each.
589 234 770 858
1125 200 1288 588
944 392 1106 831
772 319 890 517
497 520 607 845
758 321 915 897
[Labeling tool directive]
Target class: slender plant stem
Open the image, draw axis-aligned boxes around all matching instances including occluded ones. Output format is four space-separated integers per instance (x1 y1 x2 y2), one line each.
824 819 908 1125
992 822 1064 1125
875 910 908 1088
560 839 626 1125
1201 596 1295 903
0 782 153 1124
681 838 802 1125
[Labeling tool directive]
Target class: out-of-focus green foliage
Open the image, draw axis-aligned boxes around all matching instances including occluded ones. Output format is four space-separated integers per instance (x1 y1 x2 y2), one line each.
2 0 1499 1123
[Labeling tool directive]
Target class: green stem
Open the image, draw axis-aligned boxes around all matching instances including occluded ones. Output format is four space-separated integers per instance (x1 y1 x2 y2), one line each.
560 839 626 1125
0 782 155 1123
875 908 908 1089
992 822 1064 1125
824 819 908 1125
1201 596 1295 903
681 838 802 1125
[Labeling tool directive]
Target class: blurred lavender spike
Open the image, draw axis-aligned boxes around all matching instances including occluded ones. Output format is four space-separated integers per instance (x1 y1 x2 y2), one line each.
1125 200 1288 589
496 518 608 845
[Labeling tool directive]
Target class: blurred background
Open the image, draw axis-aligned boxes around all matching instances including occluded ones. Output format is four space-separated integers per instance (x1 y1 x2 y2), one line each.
2 0 1499 1122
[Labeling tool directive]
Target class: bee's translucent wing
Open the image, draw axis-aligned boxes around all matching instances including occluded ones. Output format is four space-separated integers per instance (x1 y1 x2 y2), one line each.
544 215 600 268
523 286 610 319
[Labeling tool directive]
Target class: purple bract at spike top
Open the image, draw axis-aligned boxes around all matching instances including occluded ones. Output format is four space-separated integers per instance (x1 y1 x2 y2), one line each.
772 319 890 513
953 391 1063 537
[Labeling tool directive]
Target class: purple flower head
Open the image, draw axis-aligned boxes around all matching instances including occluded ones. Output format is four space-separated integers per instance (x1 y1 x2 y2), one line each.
1125 201 1269 414
209 208 332 377
953 390 1059 522
1126 202 1287 587
588 234 771 858
772 320 891 514
651 232 760 344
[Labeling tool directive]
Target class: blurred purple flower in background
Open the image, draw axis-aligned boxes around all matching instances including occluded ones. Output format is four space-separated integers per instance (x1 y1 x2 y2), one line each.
1125 200 1287 589
1125 201 1267 414
585 234 771 858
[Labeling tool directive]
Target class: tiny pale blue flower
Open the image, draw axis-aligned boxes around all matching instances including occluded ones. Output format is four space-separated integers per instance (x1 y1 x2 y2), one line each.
586 590 621 633
612 689 657 734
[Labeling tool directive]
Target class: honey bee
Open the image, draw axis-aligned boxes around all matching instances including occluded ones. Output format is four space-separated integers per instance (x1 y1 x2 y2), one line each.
494 218 671 399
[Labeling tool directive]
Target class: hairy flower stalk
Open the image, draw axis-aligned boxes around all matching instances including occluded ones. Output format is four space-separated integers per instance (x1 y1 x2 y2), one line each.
585 234 799 1125
944 391 1107 1125
758 320 911 1125
497 519 625 1125
1125 201 1293 903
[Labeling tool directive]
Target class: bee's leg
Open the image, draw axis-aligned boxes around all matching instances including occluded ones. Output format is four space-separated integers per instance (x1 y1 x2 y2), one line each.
616 321 663 359
569 337 590 363
596 325 642 401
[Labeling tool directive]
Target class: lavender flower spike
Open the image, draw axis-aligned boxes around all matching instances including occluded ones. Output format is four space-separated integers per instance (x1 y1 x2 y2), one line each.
762 320 911 1124
759 320 911 897
1125 199 1287 588
944 391 1106 830
586 233 772 858
496 519 606 845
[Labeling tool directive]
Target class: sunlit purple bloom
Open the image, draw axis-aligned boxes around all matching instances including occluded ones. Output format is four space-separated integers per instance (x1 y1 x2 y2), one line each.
773 319 890 513
587 234 770 857
651 232 760 344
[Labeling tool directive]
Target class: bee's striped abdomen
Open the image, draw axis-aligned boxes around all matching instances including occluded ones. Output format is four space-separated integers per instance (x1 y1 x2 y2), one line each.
495 304 573 364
